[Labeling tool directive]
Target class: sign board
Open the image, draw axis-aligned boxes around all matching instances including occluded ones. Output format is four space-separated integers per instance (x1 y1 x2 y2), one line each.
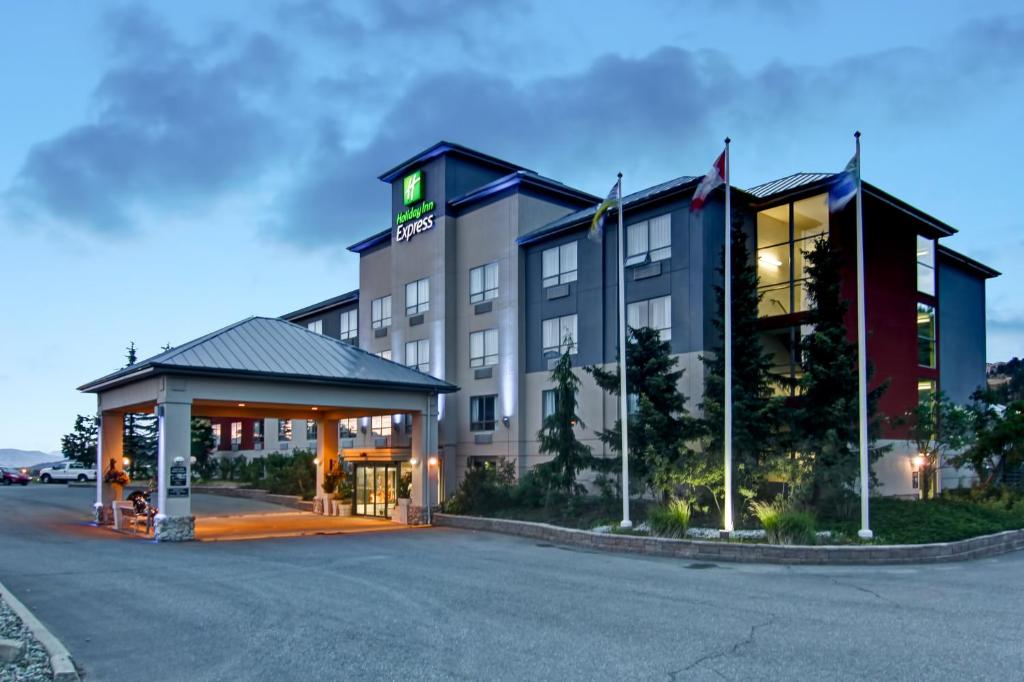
403 170 423 206
169 464 190 497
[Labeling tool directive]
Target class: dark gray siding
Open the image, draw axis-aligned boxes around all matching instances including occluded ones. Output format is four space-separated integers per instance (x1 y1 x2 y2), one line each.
288 303 360 344
938 257 987 404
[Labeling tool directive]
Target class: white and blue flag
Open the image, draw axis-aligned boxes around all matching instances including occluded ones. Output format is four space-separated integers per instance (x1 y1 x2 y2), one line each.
829 155 858 211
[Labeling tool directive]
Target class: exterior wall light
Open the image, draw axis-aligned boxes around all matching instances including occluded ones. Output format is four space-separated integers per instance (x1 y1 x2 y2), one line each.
502 416 511 428
122 457 131 467
410 457 419 466
173 456 185 464
238 403 246 407
313 458 320 466
428 456 438 467
911 454 925 469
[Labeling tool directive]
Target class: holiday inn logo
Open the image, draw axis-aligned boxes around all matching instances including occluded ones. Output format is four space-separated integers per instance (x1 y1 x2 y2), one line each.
403 170 423 206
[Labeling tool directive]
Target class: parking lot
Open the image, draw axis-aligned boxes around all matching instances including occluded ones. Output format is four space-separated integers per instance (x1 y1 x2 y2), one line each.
2 484 1023 681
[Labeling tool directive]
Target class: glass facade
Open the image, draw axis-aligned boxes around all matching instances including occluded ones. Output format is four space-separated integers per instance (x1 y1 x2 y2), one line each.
917 303 936 368
917 235 936 296
353 463 407 517
756 194 829 317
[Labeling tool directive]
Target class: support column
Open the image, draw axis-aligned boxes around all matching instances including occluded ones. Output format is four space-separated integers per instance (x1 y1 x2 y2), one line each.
316 417 339 514
409 395 439 525
94 410 124 525
154 400 194 542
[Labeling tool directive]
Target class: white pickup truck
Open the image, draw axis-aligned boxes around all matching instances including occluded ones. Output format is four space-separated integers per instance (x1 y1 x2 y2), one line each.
39 461 97 483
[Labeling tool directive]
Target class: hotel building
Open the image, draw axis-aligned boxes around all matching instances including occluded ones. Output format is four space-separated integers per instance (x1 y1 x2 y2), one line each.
211 141 998 512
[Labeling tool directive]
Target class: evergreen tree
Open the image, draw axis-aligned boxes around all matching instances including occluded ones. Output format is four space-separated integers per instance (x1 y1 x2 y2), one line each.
121 342 157 476
60 415 98 466
191 418 217 479
536 345 592 496
586 327 701 498
794 237 887 515
699 223 781 509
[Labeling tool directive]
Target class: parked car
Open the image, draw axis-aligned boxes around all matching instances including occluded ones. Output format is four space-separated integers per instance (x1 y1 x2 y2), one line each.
38 461 96 483
0 467 30 486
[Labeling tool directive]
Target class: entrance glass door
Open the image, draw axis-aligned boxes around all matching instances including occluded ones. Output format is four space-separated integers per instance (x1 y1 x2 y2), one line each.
354 464 399 517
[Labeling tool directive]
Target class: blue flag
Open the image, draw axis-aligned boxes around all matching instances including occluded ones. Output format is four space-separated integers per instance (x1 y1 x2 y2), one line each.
829 155 858 211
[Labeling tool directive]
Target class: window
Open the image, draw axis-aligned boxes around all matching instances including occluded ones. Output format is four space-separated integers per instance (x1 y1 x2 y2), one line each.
542 242 578 288
918 379 936 406
375 349 392 361
211 424 222 448
253 421 264 448
372 295 392 329
371 415 392 437
917 304 936 368
405 339 430 373
470 395 497 431
627 295 672 341
406 278 429 315
306 419 318 441
625 214 671 266
542 314 578 355
542 389 556 420
339 419 358 438
917 235 936 296
470 329 499 367
470 262 499 303
756 194 829 317
230 422 242 447
277 419 292 442
307 319 323 334
339 309 357 341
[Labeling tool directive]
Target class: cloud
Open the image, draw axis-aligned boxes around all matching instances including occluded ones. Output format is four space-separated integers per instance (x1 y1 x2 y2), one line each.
5 6 294 234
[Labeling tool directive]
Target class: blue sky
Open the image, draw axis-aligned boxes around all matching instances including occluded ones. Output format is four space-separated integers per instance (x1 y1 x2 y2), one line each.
1 0 1022 452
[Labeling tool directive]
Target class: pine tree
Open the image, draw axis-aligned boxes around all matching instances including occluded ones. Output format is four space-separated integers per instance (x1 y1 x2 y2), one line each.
536 346 592 496
60 415 99 466
587 327 701 498
795 237 887 515
121 342 157 476
699 223 781 509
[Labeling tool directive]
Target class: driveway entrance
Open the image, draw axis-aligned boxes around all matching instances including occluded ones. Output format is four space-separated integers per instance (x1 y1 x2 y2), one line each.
195 510 418 541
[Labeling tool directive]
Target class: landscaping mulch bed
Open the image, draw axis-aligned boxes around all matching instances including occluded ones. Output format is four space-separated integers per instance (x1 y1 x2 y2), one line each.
0 596 52 682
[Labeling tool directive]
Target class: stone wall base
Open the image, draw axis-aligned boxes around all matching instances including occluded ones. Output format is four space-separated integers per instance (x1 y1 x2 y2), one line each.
154 515 196 542
93 503 112 526
407 505 441 525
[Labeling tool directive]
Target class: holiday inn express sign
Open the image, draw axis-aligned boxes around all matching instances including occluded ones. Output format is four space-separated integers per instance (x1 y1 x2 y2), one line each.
396 169 435 243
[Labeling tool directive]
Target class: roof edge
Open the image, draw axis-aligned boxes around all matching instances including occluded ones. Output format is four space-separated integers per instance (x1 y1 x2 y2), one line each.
448 171 598 212
281 289 359 321
347 227 391 254
377 141 532 183
937 244 1000 279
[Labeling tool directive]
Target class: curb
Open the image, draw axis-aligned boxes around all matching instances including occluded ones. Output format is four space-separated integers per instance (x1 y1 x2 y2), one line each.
192 486 314 512
434 514 1024 565
0 581 79 681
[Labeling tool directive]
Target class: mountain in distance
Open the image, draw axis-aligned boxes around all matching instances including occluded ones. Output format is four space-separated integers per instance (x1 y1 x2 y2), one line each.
0 448 61 469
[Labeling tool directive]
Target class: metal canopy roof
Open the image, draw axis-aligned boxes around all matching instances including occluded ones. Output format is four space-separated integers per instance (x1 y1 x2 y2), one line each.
746 172 833 199
78 317 457 394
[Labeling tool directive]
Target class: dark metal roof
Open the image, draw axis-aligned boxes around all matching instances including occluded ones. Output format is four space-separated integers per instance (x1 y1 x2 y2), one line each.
517 175 699 245
746 173 833 199
78 317 457 394
938 245 1000 279
347 227 391 254
747 172 957 237
281 289 359 321
448 170 598 211
377 141 532 183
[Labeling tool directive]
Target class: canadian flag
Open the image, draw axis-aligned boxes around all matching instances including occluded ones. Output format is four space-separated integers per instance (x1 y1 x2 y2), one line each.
691 150 725 212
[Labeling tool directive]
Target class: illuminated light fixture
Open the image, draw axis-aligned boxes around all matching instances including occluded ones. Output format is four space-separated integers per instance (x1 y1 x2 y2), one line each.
410 457 419 465
311 406 319 411
122 457 131 467
428 456 438 467
911 454 925 469
190 456 197 465
758 254 783 268
238 403 247 407
502 415 511 428
313 458 320 466
917 314 931 324
916 250 928 257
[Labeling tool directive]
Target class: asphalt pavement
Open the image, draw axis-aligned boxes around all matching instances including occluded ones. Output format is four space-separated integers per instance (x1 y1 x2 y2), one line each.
1 484 1022 681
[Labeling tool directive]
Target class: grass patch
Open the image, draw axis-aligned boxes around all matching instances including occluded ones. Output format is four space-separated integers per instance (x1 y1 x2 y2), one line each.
833 495 1024 544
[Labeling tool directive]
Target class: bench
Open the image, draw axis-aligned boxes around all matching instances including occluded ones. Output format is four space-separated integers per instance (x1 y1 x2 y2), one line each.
112 500 153 535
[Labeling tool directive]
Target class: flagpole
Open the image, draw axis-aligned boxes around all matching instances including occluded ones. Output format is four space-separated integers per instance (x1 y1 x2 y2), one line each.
616 172 632 529
722 138 734 535
854 131 873 540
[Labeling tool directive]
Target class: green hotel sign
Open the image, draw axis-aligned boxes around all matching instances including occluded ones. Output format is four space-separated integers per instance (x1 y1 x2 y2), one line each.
403 170 423 206
395 169 435 242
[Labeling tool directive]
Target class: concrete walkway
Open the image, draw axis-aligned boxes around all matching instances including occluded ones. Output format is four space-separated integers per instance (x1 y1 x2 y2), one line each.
195 511 417 541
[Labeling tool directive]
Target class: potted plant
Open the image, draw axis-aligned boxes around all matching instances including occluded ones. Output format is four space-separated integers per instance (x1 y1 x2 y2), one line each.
103 461 130 499
334 477 353 516
321 469 340 516
391 471 413 524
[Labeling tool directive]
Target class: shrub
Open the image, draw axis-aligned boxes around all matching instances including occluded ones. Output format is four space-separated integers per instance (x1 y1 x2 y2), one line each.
263 450 317 499
443 461 515 515
751 498 817 545
647 499 692 538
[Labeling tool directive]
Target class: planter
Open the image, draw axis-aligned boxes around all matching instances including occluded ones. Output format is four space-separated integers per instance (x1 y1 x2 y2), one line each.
337 500 353 517
392 498 410 524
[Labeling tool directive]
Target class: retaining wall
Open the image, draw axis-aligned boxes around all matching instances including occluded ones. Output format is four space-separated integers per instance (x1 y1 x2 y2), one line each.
434 514 1024 565
191 486 314 512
